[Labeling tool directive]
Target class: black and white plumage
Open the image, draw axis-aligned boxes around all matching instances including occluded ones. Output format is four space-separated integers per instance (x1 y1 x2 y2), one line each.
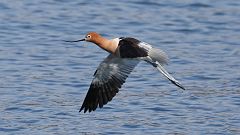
78 36 185 113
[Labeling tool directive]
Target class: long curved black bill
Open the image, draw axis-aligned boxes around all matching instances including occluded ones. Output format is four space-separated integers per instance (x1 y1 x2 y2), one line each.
64 39 85 42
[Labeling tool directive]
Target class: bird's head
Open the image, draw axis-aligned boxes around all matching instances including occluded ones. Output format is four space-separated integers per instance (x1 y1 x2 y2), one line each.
64 32 102 44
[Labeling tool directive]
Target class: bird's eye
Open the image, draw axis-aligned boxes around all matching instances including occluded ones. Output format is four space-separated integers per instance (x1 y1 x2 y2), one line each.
86 35 91 38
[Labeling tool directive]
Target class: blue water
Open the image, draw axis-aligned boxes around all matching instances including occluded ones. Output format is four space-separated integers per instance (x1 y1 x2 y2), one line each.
0 0 240 134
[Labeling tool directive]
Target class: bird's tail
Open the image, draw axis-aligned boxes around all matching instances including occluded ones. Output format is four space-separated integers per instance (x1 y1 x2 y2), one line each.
148 48 169 65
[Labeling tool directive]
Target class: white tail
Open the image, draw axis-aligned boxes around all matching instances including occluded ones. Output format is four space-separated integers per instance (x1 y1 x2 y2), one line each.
149 48 169 65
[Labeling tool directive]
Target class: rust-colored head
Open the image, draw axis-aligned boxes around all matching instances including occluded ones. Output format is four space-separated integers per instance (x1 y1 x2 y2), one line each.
64 32 103 44
65 32 117 54
84 32 101 43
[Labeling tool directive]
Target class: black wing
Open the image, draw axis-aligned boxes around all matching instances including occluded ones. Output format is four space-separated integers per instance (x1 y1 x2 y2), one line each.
118 38 148 58
80 54 139 113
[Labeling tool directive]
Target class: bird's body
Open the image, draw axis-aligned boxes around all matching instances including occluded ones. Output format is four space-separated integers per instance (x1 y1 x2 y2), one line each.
66 32 185 113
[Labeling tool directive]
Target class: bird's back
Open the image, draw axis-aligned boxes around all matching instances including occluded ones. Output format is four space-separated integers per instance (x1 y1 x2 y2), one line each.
117 37 148 58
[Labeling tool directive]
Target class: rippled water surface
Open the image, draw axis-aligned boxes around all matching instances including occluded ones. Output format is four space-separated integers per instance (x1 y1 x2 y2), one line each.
1 0 240 134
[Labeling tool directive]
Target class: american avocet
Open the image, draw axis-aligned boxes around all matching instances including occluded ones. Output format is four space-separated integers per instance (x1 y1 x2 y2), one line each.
65 32 185 113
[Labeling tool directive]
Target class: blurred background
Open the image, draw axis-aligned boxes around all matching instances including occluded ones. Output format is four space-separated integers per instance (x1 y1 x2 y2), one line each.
0 0 239 134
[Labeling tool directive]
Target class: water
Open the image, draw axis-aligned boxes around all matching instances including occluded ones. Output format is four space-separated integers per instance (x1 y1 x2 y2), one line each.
0 0 240 134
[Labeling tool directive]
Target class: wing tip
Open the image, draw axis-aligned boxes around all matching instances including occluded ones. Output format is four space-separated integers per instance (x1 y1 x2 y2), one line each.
79 106 86 113
79 107 94 113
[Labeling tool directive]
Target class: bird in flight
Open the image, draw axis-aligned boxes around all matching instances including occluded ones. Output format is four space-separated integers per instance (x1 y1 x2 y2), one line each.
65 32 185 113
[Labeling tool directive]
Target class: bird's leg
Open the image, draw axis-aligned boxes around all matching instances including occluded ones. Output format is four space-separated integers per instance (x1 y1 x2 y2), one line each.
143 57 158 67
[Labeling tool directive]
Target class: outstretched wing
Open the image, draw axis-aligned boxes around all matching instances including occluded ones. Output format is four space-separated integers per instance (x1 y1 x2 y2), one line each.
80 54 139 113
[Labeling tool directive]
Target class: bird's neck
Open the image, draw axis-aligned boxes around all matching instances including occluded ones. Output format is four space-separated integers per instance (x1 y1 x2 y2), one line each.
94 37 119 54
